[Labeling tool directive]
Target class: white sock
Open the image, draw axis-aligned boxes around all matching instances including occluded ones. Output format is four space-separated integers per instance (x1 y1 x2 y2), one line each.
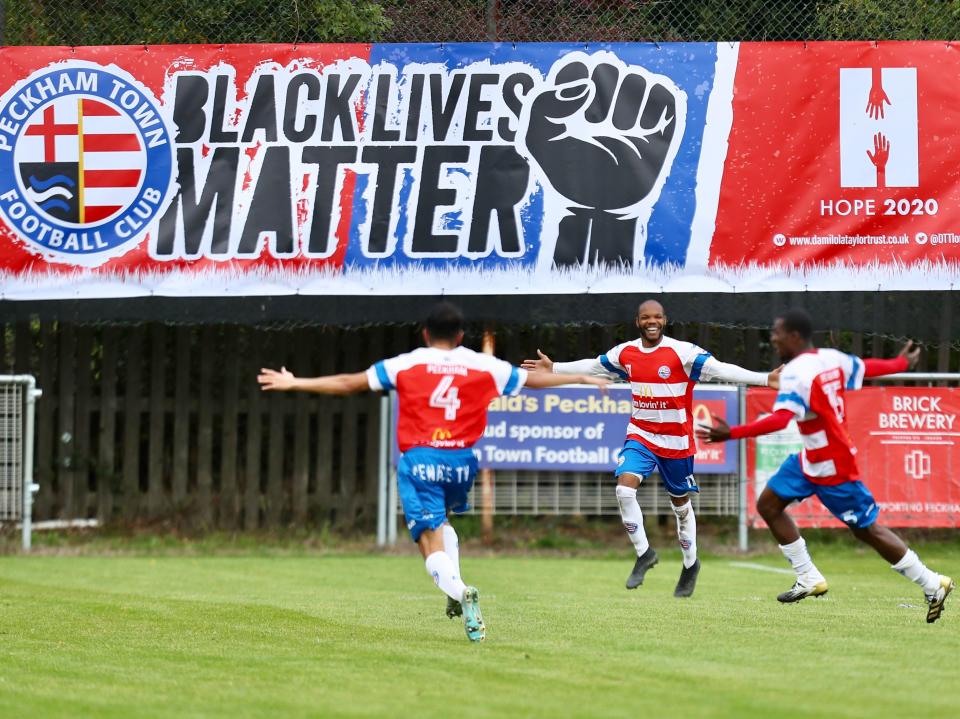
442 524 461 579
892 549 941 596
615 485 650 556
425 551 468 602
672 500 698 568
779 537 824 583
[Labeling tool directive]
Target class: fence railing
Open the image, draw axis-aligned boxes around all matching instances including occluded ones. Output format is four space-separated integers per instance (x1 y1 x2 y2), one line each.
0 375 41 550
6 1 960 47
2 320 957 533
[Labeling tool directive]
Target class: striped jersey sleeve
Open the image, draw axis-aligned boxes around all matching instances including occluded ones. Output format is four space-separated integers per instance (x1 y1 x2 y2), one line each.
598 342 631 380
482 355 527 396
772 369 810 419
675 341 713 381
366 353 406 391
822 348 865 390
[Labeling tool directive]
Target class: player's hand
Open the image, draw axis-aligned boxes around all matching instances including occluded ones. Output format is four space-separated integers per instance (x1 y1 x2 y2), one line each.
766 364 783 390
579 375 612 394
258 366 296 391
898 340 921 371
521 349 554 373
695 413 731 444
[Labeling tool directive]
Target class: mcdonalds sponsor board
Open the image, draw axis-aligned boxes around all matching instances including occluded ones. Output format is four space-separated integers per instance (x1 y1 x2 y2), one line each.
474 385 738 472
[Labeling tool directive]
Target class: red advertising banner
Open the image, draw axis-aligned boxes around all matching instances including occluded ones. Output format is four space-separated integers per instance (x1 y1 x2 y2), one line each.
746 386 960 528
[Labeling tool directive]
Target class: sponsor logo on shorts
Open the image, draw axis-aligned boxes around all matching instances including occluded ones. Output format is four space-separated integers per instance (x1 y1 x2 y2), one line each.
841 509 859 525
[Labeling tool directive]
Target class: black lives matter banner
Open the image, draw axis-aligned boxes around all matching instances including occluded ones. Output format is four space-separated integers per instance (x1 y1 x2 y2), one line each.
2 42 960 300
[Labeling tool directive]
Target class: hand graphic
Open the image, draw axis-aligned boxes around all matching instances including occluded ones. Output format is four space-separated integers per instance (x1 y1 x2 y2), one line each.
520 57 683 266
866 84 891 120
866 67 891 120
866 132 889 188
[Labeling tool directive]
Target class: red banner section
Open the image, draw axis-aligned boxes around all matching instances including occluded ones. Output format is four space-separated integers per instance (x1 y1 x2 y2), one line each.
714 43 960 276
746 387 960 528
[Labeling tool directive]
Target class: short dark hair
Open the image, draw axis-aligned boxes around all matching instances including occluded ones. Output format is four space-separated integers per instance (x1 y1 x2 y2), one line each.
424 302 464 341
777 308 813 340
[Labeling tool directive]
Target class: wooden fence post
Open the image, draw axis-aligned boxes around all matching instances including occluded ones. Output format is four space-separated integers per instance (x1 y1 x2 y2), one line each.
481 325 495 545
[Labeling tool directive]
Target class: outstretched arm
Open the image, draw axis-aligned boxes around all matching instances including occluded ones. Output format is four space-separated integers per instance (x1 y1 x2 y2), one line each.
520 350 608 382
863 340 920 378
524 372 611 391
258 367 370 395
699 356 781 389
696 409 794 444
521 349 615 378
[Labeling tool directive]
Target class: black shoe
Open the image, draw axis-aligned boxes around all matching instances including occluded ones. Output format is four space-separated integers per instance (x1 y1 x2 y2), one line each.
626 547 659 589
445 596 462 618
673 559 701 598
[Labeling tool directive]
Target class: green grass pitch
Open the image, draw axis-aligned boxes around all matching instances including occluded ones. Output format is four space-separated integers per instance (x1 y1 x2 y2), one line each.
1 543 958 718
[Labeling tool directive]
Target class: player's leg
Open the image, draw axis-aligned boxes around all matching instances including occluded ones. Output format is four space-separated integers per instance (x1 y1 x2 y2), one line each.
826 481 955 623
441 451 484 640
659 456 700 598
758 455 828 602
441 522 463 618
398 452 469 603
418 526 468 601
615 442 658 589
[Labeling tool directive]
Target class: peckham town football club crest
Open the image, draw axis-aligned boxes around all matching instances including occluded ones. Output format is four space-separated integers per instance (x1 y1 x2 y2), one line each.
0 62 174 264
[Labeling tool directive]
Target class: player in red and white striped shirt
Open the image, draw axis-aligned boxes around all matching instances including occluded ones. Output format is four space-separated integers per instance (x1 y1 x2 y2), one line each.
699 309 953 623
524 300 777 598
259 302 609 641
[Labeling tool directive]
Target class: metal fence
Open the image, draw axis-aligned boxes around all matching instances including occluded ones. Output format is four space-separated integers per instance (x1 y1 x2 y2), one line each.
0 375 41 550
2 0 959 534
4 0 960 46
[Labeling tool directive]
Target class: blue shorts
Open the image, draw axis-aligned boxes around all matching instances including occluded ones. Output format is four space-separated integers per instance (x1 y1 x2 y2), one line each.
767 454 879 528
615 440 699 497
397 447 478 542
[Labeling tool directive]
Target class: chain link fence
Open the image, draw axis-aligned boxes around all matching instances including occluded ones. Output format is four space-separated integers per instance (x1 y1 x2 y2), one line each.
3 0 960 46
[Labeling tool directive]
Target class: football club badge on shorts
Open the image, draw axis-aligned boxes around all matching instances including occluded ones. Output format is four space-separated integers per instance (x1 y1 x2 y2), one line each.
0 62 174 265
624 522 639 534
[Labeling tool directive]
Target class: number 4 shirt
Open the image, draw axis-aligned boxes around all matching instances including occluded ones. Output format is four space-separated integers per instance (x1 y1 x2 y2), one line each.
773 348 866 484
367 346 527 452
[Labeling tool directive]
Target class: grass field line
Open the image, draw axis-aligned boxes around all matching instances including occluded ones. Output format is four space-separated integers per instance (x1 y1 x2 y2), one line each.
728 561 795 575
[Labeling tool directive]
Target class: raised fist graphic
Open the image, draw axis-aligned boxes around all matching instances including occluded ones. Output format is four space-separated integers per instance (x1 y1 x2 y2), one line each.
519 55 685 267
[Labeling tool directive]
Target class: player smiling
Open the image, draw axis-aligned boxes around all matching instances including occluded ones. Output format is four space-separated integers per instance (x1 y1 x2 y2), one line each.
524 299 778 598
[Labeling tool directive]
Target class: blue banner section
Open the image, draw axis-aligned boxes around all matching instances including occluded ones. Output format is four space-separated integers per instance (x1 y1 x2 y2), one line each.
473 385 739 473
358 42 718 270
